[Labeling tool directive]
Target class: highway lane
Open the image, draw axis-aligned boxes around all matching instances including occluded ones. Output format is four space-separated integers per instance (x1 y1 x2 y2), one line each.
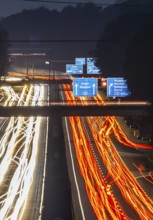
0 84 48 220
62 84 153 220
110 135 153 201
21 84 49 220
42 83 73 220
61 88 97 220
63 116 97 220
87 102 153 219
62 87 128 219
0 79 73 220
82 116 142 220
21 117 49 220
66 115 131 219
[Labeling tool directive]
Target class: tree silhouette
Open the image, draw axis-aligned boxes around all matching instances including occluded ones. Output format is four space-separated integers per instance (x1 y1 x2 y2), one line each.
125 23 153 102
0 23 9 76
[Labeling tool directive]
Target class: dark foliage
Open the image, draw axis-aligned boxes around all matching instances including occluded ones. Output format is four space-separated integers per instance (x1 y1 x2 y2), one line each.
93 0 153 102
0 24 9 75
125 23 153 102
94 12 153 75
1 4 103 72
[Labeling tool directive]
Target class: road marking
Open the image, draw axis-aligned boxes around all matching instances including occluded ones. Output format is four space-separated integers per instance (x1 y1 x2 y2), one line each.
61 90 85 220
64 117 86 220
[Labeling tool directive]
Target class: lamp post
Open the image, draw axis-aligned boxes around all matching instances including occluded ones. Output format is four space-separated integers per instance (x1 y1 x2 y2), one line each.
45 60 51 79
52 62 55 80
32 63 35 79
26 58 29 78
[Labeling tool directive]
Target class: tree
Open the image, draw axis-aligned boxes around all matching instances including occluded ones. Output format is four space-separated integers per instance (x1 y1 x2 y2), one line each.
93 10 153 77
125 23 153 102
0 23 9 76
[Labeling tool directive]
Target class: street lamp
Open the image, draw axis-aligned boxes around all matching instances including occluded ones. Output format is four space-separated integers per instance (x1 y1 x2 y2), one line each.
32 63 35 78
45 60 51 79
45 60 55 80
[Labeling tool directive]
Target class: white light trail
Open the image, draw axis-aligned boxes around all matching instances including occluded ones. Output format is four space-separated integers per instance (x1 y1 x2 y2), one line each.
0 83 46 220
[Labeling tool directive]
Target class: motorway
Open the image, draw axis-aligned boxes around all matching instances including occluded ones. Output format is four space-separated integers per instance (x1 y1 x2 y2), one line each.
62 84 153 220
0 74 153 220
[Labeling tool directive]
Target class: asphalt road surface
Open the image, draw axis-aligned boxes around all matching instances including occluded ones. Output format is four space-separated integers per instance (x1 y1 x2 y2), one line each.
42 84 73 220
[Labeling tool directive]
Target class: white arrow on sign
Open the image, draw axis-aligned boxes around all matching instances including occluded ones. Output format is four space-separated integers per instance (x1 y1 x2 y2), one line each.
93 84 96 95
108 83 113 95
75 83 78 95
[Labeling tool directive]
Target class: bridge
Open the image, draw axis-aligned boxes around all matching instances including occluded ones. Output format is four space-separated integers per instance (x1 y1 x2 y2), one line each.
0 77 72 85
0 76 152 117
0 104 152 117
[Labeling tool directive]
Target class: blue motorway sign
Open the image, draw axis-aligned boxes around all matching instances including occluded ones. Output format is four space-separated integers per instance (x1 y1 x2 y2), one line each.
66 64 83 74
107 77 130 97
73 78 98 97
87 58 100 74
75 57 86 65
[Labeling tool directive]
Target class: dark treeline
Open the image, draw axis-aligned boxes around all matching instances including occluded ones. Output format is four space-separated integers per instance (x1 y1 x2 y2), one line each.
93 0 153 102
1 3 104 72
0 24 9 75
0 2 127 74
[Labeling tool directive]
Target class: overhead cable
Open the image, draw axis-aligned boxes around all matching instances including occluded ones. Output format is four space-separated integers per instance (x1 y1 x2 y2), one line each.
22 0 153 8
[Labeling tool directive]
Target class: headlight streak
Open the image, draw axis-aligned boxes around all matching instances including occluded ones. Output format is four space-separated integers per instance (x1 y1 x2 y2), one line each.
0 86 31 184
63 84 153 220
0 84 45 219
91 97 153 219
1 86 15 106
0 118 9 132
88 95 153 219
69 116 128 220
94 94 153 150
88 116 153 219
38 85 49 220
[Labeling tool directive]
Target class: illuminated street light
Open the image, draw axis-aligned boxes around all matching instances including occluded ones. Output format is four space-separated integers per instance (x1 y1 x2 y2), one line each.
45 61 51 79
45 61 50 64
45 60 55 80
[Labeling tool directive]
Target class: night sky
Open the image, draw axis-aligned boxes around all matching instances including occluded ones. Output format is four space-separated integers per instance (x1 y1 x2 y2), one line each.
0 0 115 18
